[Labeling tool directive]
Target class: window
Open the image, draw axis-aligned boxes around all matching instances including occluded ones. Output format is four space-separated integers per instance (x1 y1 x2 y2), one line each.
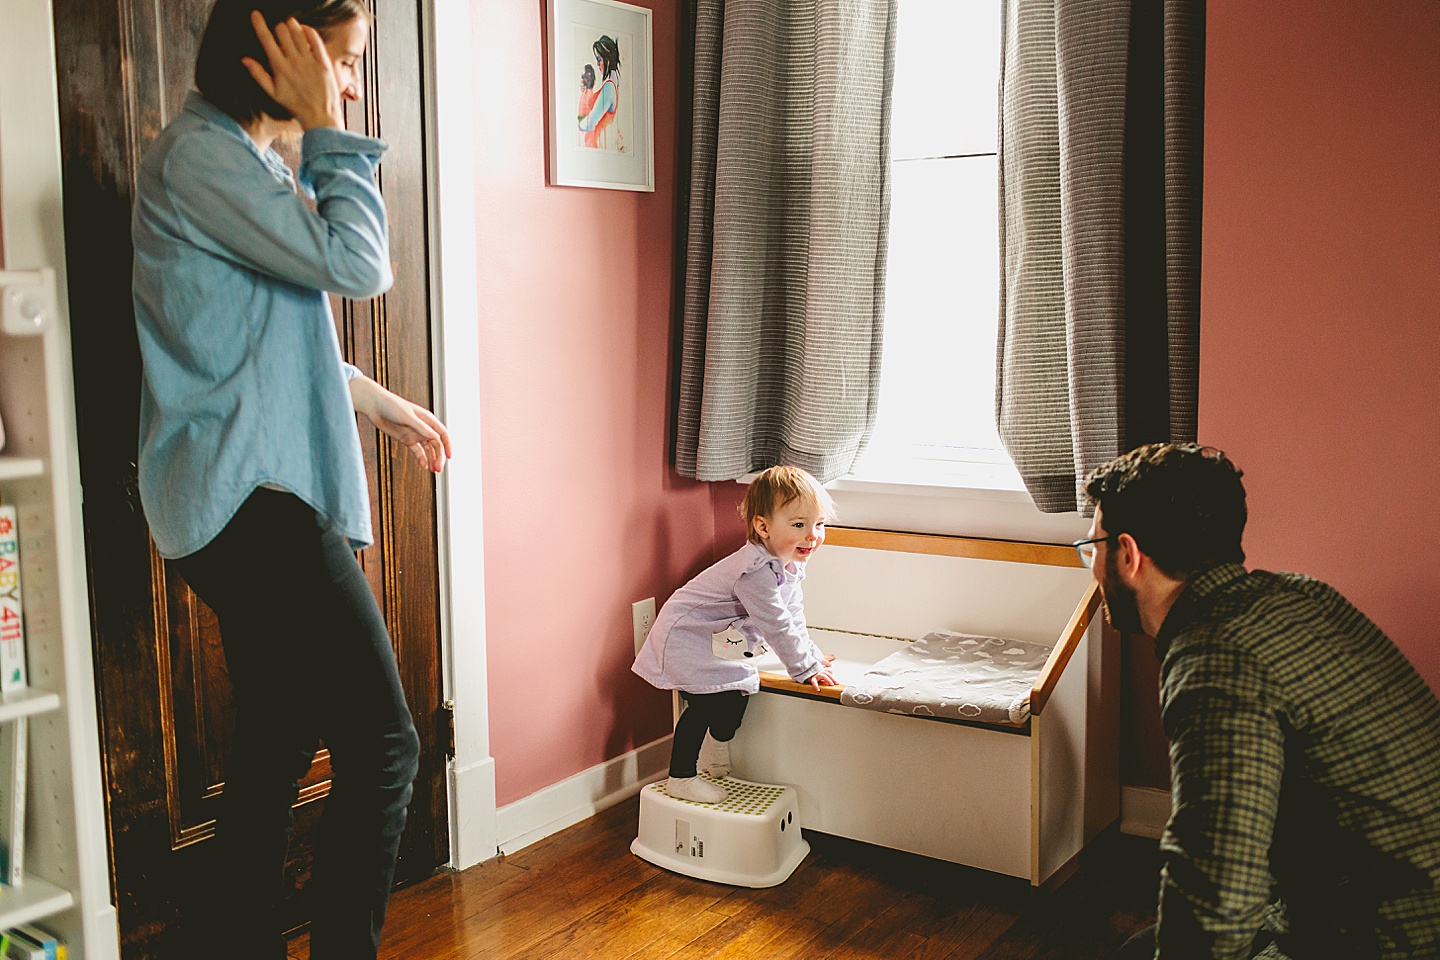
847 1 1022 491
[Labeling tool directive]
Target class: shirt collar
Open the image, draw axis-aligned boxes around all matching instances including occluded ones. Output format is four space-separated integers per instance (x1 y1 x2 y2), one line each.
182 90 293 183
741 541 775 567
1155 561 1249 654
740 541 804 582
183 90 252 140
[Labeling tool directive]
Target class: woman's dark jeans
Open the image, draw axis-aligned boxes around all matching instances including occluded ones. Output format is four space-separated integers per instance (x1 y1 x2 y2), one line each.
174 489 420 959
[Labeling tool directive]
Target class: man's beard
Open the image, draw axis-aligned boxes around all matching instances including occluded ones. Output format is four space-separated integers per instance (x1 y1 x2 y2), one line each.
1100 551 1145 635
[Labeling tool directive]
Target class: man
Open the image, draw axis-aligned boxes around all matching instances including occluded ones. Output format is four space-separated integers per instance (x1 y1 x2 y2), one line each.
1080 443 1440 959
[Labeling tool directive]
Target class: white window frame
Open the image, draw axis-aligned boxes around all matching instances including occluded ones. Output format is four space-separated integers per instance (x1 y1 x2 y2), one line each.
832 1 1083 539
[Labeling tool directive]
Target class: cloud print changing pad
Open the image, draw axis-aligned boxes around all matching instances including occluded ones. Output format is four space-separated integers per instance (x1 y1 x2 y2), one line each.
838 630 1052 724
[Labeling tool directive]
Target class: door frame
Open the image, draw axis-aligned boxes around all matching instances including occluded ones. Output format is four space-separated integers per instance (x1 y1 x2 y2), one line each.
422 0 497 870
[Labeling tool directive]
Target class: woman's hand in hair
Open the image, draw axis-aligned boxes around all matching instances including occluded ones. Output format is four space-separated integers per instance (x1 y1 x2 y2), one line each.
349 375 452 474
241 11 344 130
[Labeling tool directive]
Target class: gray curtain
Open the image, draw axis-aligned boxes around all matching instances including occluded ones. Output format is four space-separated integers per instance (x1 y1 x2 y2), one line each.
674 0 898 483
997 0 1204 512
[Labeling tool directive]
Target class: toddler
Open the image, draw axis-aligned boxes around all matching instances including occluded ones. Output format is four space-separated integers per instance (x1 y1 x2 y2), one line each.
633 465 838 803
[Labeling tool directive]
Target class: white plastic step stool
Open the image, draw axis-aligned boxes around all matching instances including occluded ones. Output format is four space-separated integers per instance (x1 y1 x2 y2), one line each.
631 776 809 887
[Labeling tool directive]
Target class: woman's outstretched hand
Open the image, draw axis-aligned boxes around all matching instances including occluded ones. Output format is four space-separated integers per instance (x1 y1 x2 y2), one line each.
241 11 344 130
349 376 452 473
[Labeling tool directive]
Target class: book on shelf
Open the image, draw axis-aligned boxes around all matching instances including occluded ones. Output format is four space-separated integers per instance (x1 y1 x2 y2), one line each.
4 923 61 960
0 718 26 886
2 934 41 960
0 936 39 960
0 503 27 693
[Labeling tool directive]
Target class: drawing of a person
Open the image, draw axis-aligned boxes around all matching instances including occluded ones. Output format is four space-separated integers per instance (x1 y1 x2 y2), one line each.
578 35 622 152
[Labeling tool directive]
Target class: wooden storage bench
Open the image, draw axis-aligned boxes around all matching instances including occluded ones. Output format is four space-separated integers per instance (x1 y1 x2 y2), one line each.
726 527 1114 886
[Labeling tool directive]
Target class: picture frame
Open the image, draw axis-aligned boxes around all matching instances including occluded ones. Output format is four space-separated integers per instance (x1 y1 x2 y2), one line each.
547 0 655 192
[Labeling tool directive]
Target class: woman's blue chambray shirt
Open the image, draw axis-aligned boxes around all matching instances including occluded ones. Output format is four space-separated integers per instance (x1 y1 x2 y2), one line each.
132 91 390 558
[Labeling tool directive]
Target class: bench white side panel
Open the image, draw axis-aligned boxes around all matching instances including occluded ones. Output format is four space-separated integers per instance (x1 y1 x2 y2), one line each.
803 545 1093 645
1035 617 1091 884
731 692 1032 879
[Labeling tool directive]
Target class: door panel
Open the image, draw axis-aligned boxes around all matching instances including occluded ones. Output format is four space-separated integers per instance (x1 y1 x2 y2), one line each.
51 0 448 954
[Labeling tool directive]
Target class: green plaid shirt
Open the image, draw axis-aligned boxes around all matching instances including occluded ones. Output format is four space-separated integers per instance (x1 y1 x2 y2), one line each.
1154 563 1440 959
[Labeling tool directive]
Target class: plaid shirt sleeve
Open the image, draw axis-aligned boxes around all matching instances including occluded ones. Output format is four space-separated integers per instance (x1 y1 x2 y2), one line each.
1152 565 1440 959
1157 638 1286 959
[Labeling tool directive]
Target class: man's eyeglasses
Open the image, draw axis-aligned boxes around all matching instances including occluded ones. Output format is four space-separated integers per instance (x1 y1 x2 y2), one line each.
1071 536 1113 569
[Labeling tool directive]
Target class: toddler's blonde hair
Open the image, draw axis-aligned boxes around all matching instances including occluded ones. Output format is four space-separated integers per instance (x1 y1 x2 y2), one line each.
740 466 837 544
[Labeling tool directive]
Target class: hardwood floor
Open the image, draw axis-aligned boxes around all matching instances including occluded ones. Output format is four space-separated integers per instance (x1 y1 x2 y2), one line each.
287 796 1160 959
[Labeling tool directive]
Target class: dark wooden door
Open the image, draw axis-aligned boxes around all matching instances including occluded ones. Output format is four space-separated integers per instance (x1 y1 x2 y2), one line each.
51 1 449 955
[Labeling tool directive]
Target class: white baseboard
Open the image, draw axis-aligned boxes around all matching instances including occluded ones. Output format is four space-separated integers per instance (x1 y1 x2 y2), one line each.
496 736 672 856
448 755 498 870
1120 785 1170 840
491 746 1168 854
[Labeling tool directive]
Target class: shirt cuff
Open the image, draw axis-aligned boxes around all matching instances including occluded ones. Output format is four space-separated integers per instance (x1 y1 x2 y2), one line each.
790 660 821 684
301 126 389 161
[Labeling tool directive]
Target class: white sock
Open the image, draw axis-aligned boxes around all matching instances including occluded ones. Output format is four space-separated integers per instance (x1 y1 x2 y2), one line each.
699 735 732 777
666 775 727 804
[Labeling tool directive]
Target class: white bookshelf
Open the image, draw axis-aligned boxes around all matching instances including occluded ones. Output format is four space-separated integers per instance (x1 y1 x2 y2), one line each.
0 0 122 956
0 691 62 726
0 460 45 483
0 878 75 932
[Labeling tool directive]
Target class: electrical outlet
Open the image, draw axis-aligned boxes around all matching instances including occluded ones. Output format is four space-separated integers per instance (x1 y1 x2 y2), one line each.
632 597 657 655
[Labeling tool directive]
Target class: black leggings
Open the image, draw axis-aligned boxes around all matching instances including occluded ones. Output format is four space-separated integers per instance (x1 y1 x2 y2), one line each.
669 690 749 777
174 489 420 960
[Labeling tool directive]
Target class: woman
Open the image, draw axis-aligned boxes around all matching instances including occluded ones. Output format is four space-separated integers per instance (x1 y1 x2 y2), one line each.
578 34 622 151
130 1 449 955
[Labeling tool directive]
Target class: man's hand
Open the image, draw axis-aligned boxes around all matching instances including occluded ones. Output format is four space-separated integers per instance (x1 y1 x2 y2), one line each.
241 11 344 130
349 376 452 473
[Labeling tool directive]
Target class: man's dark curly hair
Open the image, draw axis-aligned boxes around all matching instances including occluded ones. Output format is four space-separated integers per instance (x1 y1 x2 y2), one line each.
1083 442 1247 579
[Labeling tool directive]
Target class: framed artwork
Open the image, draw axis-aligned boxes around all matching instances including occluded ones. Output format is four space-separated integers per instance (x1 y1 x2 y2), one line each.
547 0 654 192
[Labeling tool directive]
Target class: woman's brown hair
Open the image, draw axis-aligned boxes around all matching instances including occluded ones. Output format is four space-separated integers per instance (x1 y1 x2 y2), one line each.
195 0 369 124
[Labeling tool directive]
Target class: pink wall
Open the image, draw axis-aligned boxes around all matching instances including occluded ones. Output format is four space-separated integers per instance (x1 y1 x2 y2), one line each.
472 0 716 806
1201 0 1440 679
710 481 748 553
1124 0 1440 789
475 0 1440 805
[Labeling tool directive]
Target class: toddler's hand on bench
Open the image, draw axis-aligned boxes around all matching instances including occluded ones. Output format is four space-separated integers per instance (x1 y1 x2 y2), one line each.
809 668 839 691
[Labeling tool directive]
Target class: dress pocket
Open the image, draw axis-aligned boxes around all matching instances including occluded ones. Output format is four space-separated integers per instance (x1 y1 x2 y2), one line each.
711 623 770 661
